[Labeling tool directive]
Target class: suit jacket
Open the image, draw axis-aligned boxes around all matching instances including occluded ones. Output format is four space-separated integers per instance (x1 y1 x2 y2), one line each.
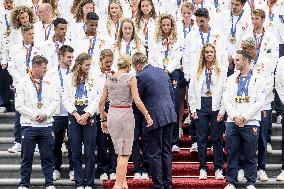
136 64 177 133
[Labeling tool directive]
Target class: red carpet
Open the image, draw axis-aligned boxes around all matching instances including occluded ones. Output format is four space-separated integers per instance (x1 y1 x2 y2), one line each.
103 124 228 189
103 178 227 189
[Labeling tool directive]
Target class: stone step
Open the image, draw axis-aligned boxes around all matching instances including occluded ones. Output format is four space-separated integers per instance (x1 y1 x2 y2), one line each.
0 112 15 124
0 163 283 179
0 178 102 188
0 149 282 165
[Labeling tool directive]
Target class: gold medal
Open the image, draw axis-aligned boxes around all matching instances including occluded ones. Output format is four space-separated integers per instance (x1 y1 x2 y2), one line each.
37 102 43 109
163 57 169 65
5 28 11 36
235 96 243 103
230 36 236 44
268 21 274 27
244 96 250 103
205 89 212 96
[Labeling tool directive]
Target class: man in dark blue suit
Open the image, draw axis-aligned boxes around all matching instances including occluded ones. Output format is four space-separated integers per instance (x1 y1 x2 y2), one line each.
132 52 177 189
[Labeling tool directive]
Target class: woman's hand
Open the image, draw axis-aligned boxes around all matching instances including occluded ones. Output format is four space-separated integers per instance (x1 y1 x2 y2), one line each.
145 114 153 127
80 113 90 125
191 112 198 120
217 113 224 122
101 122 109 134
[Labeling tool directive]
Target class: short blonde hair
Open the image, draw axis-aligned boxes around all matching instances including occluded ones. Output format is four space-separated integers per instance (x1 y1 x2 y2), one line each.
117 54 132 69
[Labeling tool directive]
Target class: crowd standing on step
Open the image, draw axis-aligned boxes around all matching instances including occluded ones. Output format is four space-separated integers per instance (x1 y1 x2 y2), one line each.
0 0 284 189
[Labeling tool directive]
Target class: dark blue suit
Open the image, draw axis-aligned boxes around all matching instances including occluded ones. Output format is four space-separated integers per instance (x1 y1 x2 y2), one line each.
136 64 177 189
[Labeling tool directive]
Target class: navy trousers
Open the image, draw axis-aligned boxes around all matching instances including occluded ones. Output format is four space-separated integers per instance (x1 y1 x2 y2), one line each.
14 111 21 143
96 114 117 175
169 69 181 147
132 106 149 174
257 110 271 170
196 97 224 171
226 123 259 186
20 126 54 187
52 116 73 172
68 106 97 187
143 124 173 189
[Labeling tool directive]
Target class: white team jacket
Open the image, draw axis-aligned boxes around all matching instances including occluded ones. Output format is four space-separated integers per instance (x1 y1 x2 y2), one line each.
223 71 267 122
188 68 226 114
275 57 284 104
15 75 60 126
62 74 100 116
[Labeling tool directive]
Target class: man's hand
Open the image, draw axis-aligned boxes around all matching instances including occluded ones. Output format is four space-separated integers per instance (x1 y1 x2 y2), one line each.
234 116 246 127
36 114 47 123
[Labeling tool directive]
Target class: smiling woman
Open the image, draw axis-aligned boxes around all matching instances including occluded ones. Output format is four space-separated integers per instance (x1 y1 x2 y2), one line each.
188 43 226 181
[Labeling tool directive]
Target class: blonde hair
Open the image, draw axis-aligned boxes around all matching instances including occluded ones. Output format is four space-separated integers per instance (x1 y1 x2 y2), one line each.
115 18 141 53
154 14 177 43
71 53 92 87
132 52 147 67
106 0 124 35
196 43 220 78
117 54 132 70
181 2 194 12
11 5 36 29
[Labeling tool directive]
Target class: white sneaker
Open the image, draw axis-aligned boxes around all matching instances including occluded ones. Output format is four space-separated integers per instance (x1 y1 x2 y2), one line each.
172 145 180 153
76 187 84 189
100 173 108 181
184 115 191 125
18 187 28 189
190 142 198 152
277 115 282 124
109 173 116 181
257 169 268 182
35 144 39 153
53 170 60 181
0 107 6 113
69 171 74 181
276 170 284 181
237 169 245 182
224 183 236 189
267 143 273 154
141 173 149 180
8 142 21 153
246 185 256 189
133 173 141 180
85 187 92 189
215 169 224 180
199 169 207 180
46 186 56 189
179 127 183 138
61 143 68 154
